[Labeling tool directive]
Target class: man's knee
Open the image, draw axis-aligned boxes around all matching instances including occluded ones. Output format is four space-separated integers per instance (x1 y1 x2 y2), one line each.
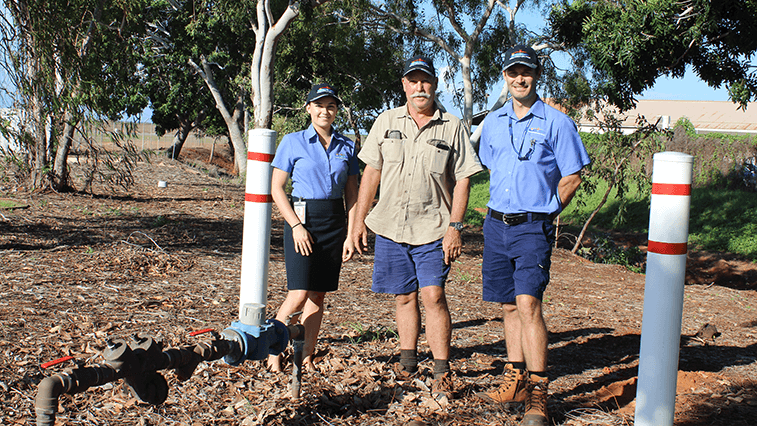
396 291 419 308
515 294 543 323
420 286 448 307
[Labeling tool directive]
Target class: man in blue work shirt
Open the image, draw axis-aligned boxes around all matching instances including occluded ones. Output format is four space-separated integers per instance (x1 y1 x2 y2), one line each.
476 45 591 426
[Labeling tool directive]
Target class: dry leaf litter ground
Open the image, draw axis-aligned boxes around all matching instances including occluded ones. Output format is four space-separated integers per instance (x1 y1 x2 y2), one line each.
1 148 756 426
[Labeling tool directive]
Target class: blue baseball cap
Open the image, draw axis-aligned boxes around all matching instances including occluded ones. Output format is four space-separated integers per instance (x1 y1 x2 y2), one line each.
403 55 436 77
503 45 539 70
306 83 342 104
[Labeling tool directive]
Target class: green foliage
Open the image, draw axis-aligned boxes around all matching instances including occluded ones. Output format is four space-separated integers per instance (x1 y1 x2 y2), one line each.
343 322 398 344
577 234 645 273
688 188 757 260
568 113 667 253
142 0 229 142
550 0 757 110
274 1 406 134
2 0 152 190
464 170 490 227
674 117 696 138
668 118 757 189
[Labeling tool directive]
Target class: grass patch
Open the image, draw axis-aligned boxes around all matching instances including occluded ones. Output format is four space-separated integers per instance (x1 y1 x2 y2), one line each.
688 188 757 259
561 177 651 232
343 322 398 344
0 198 28 210
465 170 490 227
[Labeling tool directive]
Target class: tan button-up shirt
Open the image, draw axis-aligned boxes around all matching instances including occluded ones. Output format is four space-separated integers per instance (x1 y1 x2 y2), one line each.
358 105 483 245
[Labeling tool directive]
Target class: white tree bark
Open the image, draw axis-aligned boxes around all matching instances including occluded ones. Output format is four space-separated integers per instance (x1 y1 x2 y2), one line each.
189 56 247 174
251 0 301 130
367 0 497 130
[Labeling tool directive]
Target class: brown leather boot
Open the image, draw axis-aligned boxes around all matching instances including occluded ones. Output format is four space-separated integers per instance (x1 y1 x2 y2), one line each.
476 363 528 404
521 375 549 426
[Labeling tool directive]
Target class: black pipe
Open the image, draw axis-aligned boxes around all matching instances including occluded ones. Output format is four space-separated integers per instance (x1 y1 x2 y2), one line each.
35 364 120 426
35 327 305 425
34 375 67 426
35 336 238 426
287 324 306 399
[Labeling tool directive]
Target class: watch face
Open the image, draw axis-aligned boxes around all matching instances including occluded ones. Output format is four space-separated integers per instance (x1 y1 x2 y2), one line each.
450 222 463 231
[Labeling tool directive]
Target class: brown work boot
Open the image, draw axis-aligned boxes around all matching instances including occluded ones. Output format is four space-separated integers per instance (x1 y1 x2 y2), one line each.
431 372 454 400
390 362 418 381
476 363 528 404
521 375 549 426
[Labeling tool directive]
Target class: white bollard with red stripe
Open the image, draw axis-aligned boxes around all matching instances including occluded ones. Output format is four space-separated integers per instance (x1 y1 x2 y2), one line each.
635 151 694 426
238 129 277 321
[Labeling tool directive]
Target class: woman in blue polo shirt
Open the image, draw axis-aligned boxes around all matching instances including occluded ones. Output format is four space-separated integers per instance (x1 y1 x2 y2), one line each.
267 83 359 372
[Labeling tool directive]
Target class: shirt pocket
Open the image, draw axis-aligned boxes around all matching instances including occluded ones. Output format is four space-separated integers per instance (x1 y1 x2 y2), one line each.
524 131 550 162
380 138 404 164
426 139 451 175
330 156 350 187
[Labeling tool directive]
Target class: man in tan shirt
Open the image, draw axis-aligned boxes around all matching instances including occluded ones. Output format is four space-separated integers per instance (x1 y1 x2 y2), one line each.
351 55 482 400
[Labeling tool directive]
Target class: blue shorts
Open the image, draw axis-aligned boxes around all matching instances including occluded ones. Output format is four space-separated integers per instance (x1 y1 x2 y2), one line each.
372 235 450 294
482 213 556 303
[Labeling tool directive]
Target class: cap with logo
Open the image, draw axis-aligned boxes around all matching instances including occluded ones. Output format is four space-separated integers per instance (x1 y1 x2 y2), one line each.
306 83 342 104
403 55 436 77
503 45 539 70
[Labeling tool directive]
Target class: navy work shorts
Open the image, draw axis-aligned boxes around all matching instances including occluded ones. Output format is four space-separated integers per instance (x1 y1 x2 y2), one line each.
371 235 450 294
481 212 556 303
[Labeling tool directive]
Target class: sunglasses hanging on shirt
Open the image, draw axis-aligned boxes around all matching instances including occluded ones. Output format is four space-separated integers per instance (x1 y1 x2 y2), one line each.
509 116 536 161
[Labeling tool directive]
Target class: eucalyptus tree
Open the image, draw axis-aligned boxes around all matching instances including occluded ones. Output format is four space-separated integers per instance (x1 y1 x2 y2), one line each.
151 0 340 175
273 0 406 145
143 0 227 160
1 0 149 190
355 0 580 143
359 0 508 129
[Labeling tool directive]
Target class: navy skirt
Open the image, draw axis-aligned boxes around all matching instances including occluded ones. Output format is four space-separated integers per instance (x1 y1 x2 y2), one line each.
284 198 346 292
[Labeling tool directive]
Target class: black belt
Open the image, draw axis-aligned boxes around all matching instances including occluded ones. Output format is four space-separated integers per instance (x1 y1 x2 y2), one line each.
490 209 554 226
289 197 343 206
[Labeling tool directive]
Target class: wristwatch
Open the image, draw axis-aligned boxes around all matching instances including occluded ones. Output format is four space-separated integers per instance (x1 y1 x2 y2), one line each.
449 222 464 232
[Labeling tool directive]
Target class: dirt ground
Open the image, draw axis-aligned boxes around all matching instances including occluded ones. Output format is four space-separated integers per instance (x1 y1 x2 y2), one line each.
1 149 756 425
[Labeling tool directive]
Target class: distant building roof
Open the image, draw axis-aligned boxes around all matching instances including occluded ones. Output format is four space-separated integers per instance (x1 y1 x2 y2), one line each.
578 100 757 135
472 99 757 135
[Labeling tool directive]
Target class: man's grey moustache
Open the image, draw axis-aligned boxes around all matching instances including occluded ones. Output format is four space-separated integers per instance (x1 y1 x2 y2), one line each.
411 93 431 99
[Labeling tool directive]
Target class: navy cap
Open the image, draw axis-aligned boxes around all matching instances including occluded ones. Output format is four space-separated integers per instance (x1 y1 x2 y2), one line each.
403 55 436 77
306 83 342 104
503 45 539 70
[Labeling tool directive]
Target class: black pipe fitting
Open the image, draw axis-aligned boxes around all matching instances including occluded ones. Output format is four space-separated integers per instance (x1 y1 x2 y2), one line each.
35 334 241 426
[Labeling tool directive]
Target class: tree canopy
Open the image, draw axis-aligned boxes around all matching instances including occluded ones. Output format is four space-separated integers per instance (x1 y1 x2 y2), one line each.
1 0 150 190
550 0 757 110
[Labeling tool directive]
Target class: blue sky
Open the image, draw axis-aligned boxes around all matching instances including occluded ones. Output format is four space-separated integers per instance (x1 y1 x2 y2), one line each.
434 6 735 116
638 69 731 101
438 65 733 119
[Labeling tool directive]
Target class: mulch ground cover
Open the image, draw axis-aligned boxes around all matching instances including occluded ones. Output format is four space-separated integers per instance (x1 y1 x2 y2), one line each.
1 151 756 425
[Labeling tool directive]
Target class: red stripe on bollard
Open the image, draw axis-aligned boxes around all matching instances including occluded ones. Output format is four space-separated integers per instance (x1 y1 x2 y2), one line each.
248 152 274 162
245 193 273 203
652 183 691 196
648 240 688 255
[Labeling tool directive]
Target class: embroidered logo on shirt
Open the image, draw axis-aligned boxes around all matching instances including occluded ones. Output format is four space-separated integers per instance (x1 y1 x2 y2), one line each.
529 127 546 137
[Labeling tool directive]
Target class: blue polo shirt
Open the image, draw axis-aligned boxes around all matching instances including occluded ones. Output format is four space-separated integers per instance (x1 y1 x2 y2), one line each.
479 97 590 214
272 124 359 200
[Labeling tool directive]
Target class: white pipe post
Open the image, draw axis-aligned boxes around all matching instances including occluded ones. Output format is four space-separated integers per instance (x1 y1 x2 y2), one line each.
635 151 694 426
239 129 277 320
